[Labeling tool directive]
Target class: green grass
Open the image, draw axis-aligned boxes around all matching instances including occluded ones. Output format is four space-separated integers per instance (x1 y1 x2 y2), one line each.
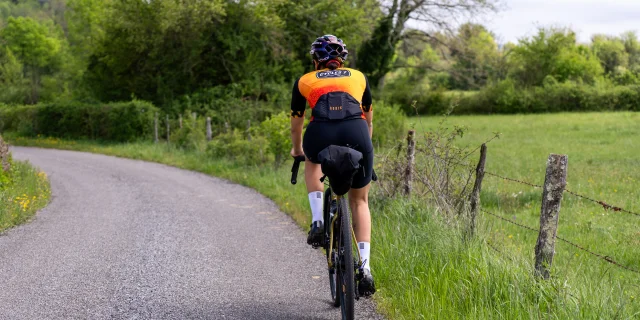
0 158 51 232
407 111 640 313
5 111 640 319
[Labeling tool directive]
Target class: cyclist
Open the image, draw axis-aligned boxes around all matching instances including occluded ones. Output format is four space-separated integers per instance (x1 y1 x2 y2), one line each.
289 34 375 296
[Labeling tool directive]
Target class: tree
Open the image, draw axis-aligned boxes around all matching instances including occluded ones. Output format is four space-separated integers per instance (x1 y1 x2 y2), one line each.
621 31 640 73
509 27 603 87
449 23 499 89
591 34 628 75
85 0 227 105
1 16 62 103
274 0 381 73
0 48 29 104
358 0 498 87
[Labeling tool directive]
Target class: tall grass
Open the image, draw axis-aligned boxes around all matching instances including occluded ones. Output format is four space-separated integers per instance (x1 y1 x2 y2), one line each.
0 160 51 232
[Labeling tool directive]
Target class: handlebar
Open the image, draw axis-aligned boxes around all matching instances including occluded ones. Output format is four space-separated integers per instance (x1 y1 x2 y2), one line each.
290 156 306 185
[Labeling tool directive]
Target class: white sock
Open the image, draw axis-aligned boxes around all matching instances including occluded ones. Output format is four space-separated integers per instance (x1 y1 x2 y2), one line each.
358 242 371 271
308 191 324 224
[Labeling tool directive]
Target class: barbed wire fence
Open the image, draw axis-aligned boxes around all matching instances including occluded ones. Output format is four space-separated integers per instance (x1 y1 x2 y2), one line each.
391 129 640 279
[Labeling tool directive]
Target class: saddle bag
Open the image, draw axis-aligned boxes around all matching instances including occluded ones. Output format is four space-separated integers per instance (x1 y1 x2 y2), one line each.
317 145 363 196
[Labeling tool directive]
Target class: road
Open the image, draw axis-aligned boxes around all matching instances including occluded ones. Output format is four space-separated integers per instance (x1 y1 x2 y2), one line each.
0 147 383 320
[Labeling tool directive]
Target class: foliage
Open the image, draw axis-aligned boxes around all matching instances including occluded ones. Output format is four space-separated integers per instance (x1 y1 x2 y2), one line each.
169 111 207 152
592 34 629 75
0 16 65 104
206 129 268 166
449 23 500 90
0 157 51 233
509 27 604 87
257 111 290 167
370 100 406 148
456 80 640 114
358 0 498 87
0 100 158 141
171 83 288 129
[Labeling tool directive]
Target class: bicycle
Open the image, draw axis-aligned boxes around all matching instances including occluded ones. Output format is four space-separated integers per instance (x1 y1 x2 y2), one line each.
290 145 376 320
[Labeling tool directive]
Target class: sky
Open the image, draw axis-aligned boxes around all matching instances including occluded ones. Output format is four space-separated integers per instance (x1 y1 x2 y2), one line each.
480 0 640 44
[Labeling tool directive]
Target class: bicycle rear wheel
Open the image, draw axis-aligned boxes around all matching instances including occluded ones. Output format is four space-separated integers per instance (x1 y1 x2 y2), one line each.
324 188 339 307
337 197 355 320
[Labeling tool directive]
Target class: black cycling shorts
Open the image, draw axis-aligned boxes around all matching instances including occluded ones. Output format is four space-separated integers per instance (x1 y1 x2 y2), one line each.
303 119 374 189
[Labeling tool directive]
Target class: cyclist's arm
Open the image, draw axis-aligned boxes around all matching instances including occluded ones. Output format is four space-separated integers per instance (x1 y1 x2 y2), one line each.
290 78 306 154
362 76 373 139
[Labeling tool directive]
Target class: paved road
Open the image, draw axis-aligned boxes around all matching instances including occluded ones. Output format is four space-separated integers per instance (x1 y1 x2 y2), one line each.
1 147 383 320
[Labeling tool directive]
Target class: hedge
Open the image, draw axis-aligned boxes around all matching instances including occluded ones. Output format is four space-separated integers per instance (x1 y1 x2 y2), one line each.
0 100 159 142
393 82 640 115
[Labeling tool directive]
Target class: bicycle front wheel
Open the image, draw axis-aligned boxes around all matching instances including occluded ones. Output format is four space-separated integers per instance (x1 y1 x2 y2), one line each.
337 197 355 320
324 188 340 307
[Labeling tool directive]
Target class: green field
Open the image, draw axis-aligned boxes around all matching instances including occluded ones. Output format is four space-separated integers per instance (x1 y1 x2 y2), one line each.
410 112 640 307
5 111 640 319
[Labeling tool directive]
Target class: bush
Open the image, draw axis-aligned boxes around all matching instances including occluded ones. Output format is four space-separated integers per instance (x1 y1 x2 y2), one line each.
371 101 406 148
0 100 159 142
171 83 289 130
258 111 291 167
454 81 640 114
170 110 207 151
206 129 268 166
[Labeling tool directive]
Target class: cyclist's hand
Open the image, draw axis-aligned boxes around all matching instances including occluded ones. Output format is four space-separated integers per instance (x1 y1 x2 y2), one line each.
290 147 305 158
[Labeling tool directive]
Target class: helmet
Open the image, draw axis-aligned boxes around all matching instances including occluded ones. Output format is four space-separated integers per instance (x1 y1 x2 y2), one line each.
310 35 348 63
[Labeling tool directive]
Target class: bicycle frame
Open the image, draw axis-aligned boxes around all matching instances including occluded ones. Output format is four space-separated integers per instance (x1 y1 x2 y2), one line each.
326 191 362 270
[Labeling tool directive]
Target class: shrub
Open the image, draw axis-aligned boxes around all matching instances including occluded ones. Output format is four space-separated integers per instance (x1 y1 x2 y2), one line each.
257 111 291 167
206 129 268 166
0 100 158 142
170 110 207 152
454 81 640 114
371 100 406 148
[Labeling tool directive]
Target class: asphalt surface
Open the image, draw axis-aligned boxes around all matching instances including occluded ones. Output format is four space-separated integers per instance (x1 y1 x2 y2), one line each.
1 147 384 320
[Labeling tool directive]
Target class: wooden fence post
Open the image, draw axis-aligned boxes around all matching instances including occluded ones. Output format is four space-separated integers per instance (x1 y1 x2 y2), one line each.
246 120 251 141
166 115 170 143
403 130 416 196
192 112 197 122
534 154 568 279
224 122 229 134
179 115 183 129
467 143 487 238
154 112 158 143
206 117 212 141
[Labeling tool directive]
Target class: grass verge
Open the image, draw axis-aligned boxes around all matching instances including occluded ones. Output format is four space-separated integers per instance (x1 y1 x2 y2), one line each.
1 158 51 233
5 133 639 319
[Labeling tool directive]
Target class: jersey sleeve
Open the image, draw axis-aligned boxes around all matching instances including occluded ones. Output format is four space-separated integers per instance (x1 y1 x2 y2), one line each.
290 78 306 118
361 75 373 112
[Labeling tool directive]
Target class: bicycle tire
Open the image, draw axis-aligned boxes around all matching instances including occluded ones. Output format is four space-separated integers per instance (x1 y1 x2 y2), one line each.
338 197 355 320
324 188 339 307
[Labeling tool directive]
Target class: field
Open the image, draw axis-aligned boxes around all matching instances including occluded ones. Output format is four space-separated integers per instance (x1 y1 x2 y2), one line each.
5 111 640 319
409 112 640 309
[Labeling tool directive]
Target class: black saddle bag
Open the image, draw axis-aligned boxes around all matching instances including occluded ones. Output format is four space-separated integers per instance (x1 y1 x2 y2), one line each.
317 145 363 196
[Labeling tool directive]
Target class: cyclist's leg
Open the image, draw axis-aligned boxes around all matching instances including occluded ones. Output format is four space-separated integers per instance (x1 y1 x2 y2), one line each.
304 159 323 193
302 121 333 246
349 183 376 296
348 184 371 243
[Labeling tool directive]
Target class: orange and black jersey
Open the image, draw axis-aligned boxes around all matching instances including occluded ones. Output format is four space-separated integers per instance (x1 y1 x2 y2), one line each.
290 68 372 121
